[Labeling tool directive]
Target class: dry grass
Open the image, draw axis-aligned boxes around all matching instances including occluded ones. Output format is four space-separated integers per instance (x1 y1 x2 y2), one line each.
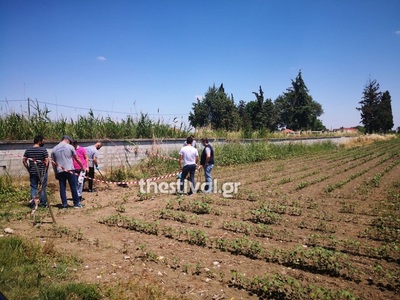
343 134 397 148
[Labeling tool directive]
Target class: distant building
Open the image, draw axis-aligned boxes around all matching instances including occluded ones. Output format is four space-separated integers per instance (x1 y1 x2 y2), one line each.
332 127 359 133
281 128 295 134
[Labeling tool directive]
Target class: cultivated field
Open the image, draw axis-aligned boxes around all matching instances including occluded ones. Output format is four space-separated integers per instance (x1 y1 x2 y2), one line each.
2 138 400 299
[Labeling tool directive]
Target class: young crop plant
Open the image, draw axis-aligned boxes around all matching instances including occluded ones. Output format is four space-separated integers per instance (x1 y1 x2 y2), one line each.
136 191 154 201
269 203 287 214
360 220 399 243
116 204 126 213
338 202 355 214
296 181 309 190
233 189 262 201
368 263 400 292
254 223 275 238
312 220 337 233
278 177 292 184
212 207 223 216
306 198 318 210
216 236 264 259
99 215 159 235
310 175 330 184
248 207 281 225
283 246 347 277
287 205 302 216
186 228 208 247
222 220 253 235
161 225 175 239
359 159 400 193
342 239 362 254
178 199 212 214
159 209 199 225
370 173 382 187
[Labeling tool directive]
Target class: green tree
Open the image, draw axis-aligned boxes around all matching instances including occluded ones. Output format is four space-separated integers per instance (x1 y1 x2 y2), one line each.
212 85 240 130
248 86 277 131
357 79 382 134
263 98 278 131
276 70 324 130
274 94 294 129
188 97 210 128
378 91 394 133
189 84 239 130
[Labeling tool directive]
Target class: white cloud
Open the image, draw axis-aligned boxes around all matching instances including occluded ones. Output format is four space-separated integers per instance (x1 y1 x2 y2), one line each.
97 56 107 61
395 30 400 35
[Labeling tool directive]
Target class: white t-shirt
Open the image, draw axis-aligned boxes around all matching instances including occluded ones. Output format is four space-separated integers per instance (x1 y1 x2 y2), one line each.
179 145 199 166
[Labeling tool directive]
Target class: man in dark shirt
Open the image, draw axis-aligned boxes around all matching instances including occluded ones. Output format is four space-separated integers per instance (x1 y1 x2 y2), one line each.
22 135 49 207
199 138 214 193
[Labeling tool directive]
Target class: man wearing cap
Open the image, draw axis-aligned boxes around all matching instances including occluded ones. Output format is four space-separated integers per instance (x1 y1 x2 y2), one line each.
51 135 84 208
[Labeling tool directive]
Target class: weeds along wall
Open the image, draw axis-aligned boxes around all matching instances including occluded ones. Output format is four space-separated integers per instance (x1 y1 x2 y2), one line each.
0 136 352 178
0 139 188 178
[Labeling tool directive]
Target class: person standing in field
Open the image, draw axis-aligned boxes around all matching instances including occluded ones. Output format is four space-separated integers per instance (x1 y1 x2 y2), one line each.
22 135 49 207
183 134 197 148
199 138 214 193
72 140 88 201
85 142 102 192
179 136 199 195
51 136 84 208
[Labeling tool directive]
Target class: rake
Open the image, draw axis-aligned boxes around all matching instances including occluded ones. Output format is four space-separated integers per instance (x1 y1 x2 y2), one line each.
96 168 110 188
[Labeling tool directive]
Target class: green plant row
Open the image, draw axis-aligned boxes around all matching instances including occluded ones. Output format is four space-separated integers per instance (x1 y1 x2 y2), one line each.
99 214 358 280
230 271 357 300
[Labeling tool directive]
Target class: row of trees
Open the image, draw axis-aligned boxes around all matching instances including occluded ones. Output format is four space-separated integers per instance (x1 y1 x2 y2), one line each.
189 70 325 132
189 71 395 134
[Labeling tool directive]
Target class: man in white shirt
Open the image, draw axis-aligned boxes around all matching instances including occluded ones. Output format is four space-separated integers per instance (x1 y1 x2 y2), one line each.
179 136 199 195
85 142 102 192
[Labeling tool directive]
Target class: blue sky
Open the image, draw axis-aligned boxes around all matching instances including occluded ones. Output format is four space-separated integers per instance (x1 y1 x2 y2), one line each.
1 0 399 130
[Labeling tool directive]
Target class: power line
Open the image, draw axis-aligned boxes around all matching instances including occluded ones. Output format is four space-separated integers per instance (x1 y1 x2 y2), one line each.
0 99 27 102
1 99 189 116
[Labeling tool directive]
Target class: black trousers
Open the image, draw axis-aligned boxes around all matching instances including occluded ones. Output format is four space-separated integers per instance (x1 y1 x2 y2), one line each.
180 164 196 195
87 167 95 190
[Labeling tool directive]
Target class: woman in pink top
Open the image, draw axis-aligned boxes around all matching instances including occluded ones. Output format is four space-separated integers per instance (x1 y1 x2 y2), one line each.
72 140 89 200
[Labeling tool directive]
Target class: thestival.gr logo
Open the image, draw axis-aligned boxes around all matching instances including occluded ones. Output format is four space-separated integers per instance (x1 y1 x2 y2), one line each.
138 179 241 198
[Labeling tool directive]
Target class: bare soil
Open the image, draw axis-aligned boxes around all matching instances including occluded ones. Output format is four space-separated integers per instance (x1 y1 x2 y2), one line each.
5 141 400 299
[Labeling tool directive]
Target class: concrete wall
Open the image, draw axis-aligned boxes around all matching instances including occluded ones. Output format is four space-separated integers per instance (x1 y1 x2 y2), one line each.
0 136 353 177
0 139 188 177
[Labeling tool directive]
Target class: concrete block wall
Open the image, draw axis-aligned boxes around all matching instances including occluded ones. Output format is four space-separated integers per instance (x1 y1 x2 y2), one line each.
0 139 187 178
0 136 352 178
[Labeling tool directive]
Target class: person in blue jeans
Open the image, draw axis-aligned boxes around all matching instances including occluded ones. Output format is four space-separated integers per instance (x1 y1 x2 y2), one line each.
22 135 49 207
51 136 84 208
199 138 214 193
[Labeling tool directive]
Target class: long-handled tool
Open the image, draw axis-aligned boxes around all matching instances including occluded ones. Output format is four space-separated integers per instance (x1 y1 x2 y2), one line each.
96 168 110 188
197 166 202 193
32 162 56 223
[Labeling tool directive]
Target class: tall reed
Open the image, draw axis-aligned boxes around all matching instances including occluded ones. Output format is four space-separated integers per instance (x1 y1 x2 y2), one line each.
0 103 191 140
